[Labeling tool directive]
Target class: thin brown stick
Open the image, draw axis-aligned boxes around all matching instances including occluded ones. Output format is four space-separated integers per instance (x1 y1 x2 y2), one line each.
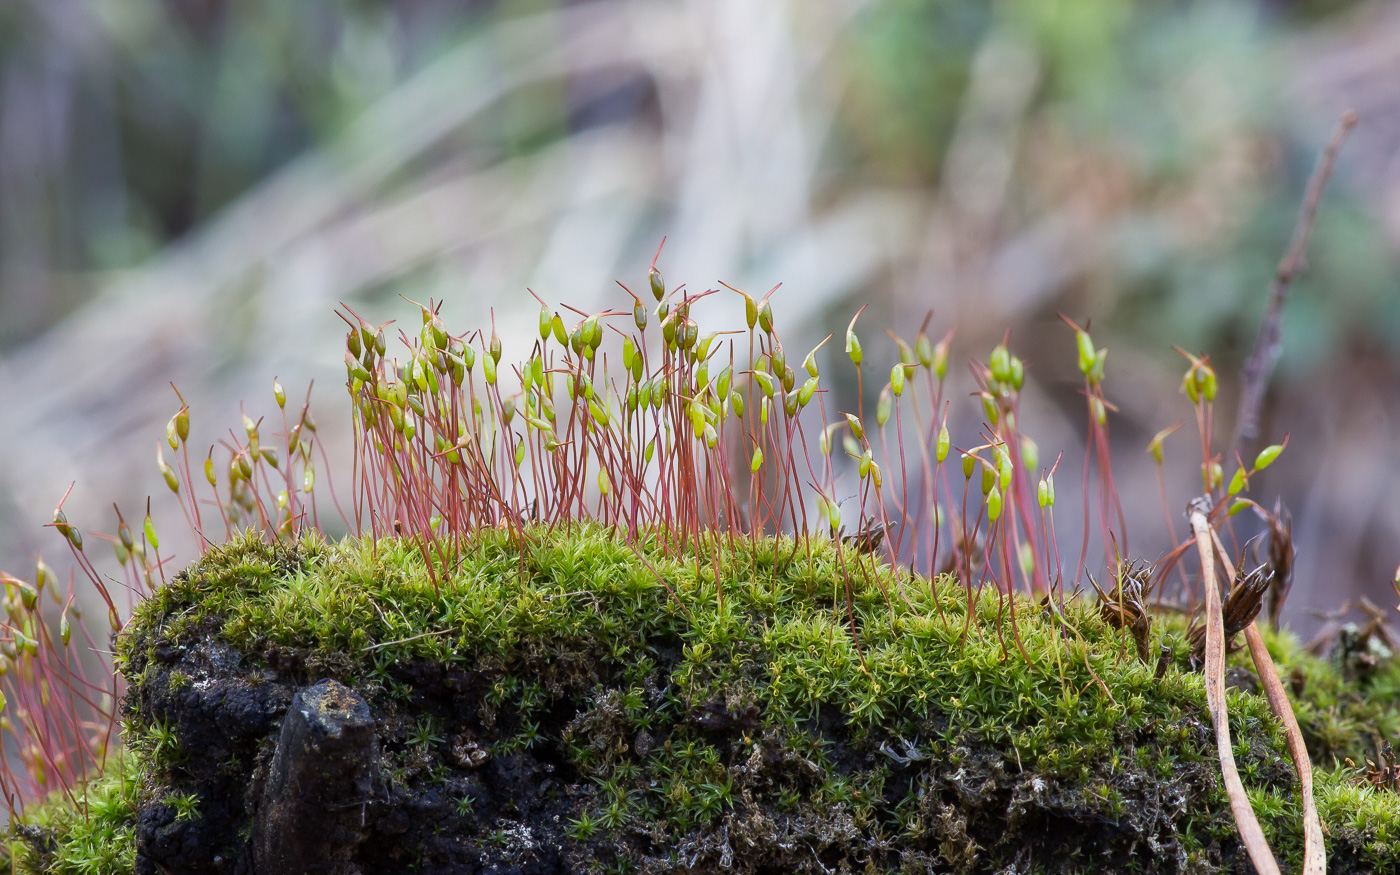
1188 498 1281 875
1232 112 1357 456
1210 531 1326 875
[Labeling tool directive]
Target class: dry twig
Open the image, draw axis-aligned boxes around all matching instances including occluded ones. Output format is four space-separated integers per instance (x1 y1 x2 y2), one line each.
1188 498 1281 875
1211 531 1326 875
1231 111 1357 455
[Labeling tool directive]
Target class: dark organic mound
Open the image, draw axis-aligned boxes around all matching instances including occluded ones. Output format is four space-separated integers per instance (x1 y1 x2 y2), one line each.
19 526 1400 874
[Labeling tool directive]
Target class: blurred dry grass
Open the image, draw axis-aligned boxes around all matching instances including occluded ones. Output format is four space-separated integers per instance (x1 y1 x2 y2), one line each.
1 0 1397 633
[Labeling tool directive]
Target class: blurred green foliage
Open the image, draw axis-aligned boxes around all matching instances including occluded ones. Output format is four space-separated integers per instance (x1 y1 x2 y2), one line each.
1 0 1394 369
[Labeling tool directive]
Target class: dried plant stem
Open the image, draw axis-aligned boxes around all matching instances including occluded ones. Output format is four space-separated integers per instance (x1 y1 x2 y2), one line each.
1231 111 1357 456
1188 499 1281 875
1209 530 1326 875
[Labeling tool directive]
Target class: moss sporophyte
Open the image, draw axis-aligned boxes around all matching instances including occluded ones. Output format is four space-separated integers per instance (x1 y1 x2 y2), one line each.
0 249 1397 873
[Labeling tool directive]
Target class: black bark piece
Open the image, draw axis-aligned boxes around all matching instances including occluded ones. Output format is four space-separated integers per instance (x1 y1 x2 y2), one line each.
252 679 380 875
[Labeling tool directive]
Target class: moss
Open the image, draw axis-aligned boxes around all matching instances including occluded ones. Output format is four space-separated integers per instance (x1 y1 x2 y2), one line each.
6 755 139 875
14 524 1400 873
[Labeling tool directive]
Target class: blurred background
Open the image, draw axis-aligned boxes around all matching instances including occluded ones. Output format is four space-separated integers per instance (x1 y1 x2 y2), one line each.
1 0 1397 635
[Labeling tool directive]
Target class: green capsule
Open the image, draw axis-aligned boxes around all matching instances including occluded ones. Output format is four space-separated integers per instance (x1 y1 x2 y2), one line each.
981 463 996 496
552 314 568 346
730 391 744 418
1255 443 1285 470
916 333 933 368
751 447 764 473
876 391 892 428
890 364 905 397
986 485 1003 522
1020 436 1038 473
1227 467 1247 496
798 377 818 408
758 299 774 334
539 306 553 340
981 392 999 425
936 426 950 463
846 331 863 367
1076 331 1096 377
158 447 180 493
845 414 864 441
989 344 1012 385
649 266 665 301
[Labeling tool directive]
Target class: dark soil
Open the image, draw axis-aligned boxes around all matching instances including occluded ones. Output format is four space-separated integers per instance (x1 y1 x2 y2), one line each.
122 634 1262 875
